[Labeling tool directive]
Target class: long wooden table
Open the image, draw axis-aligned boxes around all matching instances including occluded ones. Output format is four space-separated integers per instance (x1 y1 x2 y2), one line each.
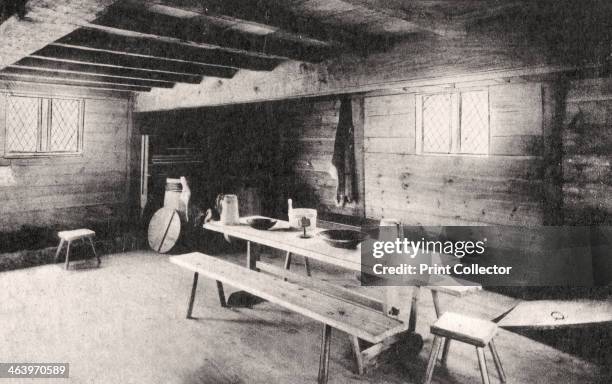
205 219 364 271
203 218 481 373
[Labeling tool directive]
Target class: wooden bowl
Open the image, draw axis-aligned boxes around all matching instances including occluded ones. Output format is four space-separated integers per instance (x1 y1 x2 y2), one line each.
246 218 277 231
318 229 368 249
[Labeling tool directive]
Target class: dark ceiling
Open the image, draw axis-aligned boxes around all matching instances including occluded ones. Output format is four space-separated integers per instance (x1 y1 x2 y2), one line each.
0 0 608 93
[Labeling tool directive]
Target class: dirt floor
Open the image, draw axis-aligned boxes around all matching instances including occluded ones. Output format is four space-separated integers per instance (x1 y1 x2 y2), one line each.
0 250 608 384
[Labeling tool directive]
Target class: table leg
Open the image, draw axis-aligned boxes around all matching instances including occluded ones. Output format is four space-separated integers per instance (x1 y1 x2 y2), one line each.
304 257 312 277
246 241 256 270
408 286 421 333
431 290 441 318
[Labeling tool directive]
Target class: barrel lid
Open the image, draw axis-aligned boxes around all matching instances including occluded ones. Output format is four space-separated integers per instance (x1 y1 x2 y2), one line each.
148 208 181 253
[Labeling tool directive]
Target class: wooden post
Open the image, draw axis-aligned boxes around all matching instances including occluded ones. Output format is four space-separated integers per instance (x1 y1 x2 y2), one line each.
139 134 149 216
186 272 199 318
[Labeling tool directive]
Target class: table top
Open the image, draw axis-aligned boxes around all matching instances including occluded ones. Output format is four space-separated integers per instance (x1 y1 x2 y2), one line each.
204 218 363 271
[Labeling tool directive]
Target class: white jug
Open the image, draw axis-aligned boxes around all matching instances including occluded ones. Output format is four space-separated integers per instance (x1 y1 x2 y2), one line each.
216 194 240 225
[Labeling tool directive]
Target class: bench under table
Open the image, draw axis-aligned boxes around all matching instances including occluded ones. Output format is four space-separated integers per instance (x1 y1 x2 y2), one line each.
170 252 407 384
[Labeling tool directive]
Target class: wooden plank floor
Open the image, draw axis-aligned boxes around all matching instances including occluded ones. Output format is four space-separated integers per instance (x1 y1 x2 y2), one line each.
0 250 606 384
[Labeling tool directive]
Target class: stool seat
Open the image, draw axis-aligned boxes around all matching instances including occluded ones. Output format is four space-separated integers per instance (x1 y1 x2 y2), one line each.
58 229 95 242
431 312 497 347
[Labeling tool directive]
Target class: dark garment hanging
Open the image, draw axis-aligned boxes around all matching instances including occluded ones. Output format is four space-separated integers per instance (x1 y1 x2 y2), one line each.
331 97 358 206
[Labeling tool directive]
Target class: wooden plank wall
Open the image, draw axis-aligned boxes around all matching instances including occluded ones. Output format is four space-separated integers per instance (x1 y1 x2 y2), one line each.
0 84 131 234
276 96 365 220
563 77 612 225
363 81 548 226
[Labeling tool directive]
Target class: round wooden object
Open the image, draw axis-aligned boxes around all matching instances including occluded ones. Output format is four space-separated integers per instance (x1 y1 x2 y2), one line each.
148 208 181 253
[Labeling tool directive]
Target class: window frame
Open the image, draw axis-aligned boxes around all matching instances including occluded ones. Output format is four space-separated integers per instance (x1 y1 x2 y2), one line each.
4 94 85 158
415 88 490 157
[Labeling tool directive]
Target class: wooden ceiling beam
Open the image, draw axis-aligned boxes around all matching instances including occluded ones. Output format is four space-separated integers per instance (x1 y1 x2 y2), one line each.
39 44 238 78
58 28 283 72
117 1 334 62
184 0 396 54
0 74 150 92
0 0 120 69
454 2 527 24
15 56 202 84
2 66 174 88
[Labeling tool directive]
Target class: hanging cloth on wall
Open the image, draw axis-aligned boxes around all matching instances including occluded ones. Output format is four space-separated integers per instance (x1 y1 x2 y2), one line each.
330 97 358 207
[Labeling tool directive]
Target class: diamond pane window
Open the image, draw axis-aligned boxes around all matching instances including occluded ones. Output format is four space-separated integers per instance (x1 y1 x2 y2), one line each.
418 89 490 156
422 94 451 153
50 99 80 152
5 95 83 156
6 96 40 153
460 90 489 154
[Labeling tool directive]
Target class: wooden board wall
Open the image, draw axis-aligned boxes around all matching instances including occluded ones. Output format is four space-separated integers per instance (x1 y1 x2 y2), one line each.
563 77 612 225
363 82 548 226
0 84 131 234
276 96 365 220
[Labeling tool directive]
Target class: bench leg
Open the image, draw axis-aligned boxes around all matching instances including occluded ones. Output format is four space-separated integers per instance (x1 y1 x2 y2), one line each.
64 241 71 270
423 336 443 384
284 252 292 270
54 239 65 263
186 272 199 319
476 347 491 384
349 335 365 375
216 280 227 308
489 340 506 383
304 257 312 277
317 325 332 384
87 237 100 266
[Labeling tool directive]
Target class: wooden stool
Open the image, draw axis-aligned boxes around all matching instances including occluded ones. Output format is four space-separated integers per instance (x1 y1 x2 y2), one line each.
55 229 100 270
423 312 506 384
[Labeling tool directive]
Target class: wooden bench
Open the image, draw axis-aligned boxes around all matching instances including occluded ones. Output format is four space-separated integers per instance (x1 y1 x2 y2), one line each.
257 260 481 374
170 252 407 384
